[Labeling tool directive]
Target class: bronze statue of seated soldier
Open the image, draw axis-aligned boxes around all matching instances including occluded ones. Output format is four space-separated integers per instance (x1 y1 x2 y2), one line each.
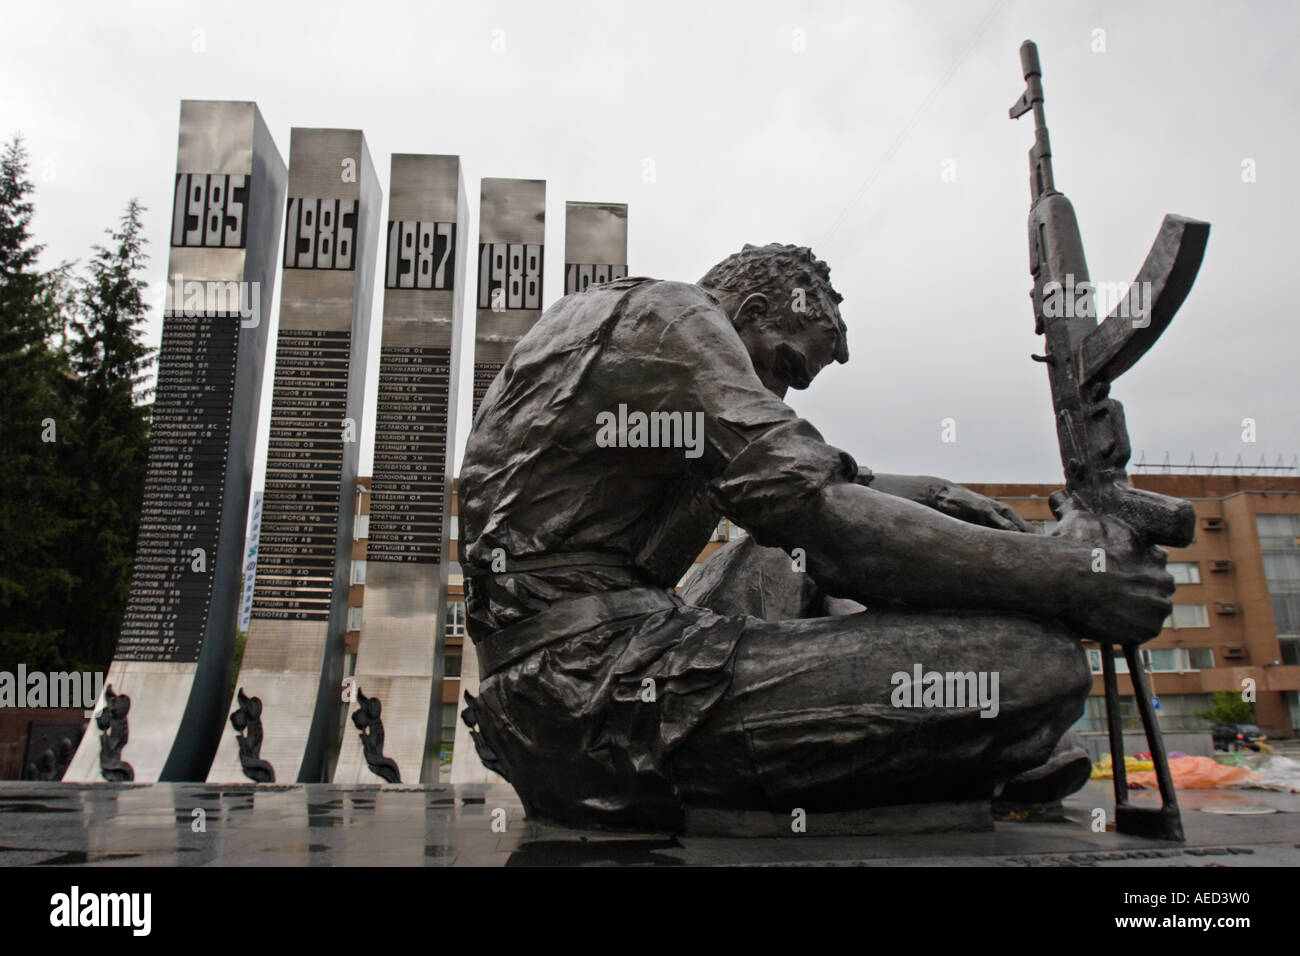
458 243 1173 832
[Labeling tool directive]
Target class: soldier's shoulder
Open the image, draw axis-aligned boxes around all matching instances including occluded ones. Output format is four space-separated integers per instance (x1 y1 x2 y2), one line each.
620 278 723 313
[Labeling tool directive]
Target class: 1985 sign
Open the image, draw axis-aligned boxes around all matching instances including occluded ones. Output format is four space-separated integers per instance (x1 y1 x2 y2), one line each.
170 173 248 249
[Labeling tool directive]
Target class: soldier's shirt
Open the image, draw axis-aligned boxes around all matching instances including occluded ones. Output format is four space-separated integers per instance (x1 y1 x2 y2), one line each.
458 276 860 828
461 276 860 630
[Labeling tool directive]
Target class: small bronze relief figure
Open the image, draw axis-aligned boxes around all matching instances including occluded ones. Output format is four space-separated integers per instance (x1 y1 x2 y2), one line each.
230 687 275 783
352 689 400 784
97 684 134 782
460 690 503 776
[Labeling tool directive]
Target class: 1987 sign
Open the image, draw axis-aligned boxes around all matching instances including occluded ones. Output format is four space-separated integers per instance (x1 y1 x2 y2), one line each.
386 220 456 290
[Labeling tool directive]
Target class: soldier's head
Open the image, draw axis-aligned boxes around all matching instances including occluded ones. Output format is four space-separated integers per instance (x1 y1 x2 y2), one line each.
699 243 848 397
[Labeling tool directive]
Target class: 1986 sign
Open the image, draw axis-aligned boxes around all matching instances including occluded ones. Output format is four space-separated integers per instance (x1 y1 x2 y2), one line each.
284 197 358 270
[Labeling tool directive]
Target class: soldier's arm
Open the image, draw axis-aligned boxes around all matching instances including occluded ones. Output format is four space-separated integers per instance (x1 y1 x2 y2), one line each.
759 481 1172 643
863 472 1031 532
650 283 1165 639
782 482 1078 614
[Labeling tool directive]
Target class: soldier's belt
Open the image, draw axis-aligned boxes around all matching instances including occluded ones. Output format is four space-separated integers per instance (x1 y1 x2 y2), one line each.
461 550 638 576
475 587 684 678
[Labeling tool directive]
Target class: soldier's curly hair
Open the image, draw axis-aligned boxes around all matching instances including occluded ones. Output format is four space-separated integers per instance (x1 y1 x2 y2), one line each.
698 243 848 363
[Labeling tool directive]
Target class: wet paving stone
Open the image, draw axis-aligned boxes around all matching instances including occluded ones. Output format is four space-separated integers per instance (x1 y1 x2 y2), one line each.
0 779 1296 866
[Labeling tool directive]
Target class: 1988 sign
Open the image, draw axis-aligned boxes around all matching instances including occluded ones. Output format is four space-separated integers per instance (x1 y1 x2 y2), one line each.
477 242 543 310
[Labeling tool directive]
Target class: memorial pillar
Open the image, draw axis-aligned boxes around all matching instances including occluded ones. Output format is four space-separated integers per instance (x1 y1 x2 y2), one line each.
207 128 381 784
333 154 468 785
469 178 546 419
65 100 286 783
452 193 629 786
563 201 628 294
453 177 547 785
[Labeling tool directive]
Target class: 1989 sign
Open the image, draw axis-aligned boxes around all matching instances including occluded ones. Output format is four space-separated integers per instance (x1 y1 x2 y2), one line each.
564 263 629 295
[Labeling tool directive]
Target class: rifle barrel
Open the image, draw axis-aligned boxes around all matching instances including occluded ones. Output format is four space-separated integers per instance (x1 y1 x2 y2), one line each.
1011 40 1055 198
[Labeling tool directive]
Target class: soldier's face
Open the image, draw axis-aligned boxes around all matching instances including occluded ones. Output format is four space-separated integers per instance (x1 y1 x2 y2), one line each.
744 314 838 397
722 280 845 397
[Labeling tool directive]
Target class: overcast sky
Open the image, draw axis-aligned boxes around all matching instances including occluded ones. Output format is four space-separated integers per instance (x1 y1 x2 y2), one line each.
4 0 1297 499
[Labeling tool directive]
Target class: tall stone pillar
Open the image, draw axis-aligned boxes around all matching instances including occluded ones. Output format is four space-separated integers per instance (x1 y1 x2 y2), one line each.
333 154 468 785
66 100 286 783
207 128 381 784
451 194 629 786
469 178 546 419
563 201 628 294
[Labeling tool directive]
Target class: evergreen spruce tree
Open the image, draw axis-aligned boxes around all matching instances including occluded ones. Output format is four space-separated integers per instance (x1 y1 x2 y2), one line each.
63 198 155 669
0 135 79 672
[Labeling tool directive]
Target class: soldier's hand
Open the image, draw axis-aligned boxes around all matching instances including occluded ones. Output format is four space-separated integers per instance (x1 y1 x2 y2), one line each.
928 483 1032 532
1050 491 1175 644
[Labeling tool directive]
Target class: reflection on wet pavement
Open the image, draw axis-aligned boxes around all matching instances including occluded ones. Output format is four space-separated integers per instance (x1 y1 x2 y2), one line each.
0 779 1295 866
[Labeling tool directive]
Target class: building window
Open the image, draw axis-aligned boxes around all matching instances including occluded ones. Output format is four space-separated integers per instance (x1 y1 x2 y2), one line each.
1168 562 1200 585
445 601 466 638
1144 648 1182 672
448 561 463 587
1269 594 1300 637
1071 693 1215 734
1164 604 1208 629
347 606 363 631
676 563 703 589
712 519 730 542
1257 513 1300 550
350 559 366 585
1031 519 1060 535
354 514 369 540
444 653 462 678
440 703 456 745
344 652 357 678
1281 638 1300 667
1088 647 1130 673
448 515 459 541
1092 647 1213 674
1153 693 1214 731
1258 514 1300 639
1070 695 1135 733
